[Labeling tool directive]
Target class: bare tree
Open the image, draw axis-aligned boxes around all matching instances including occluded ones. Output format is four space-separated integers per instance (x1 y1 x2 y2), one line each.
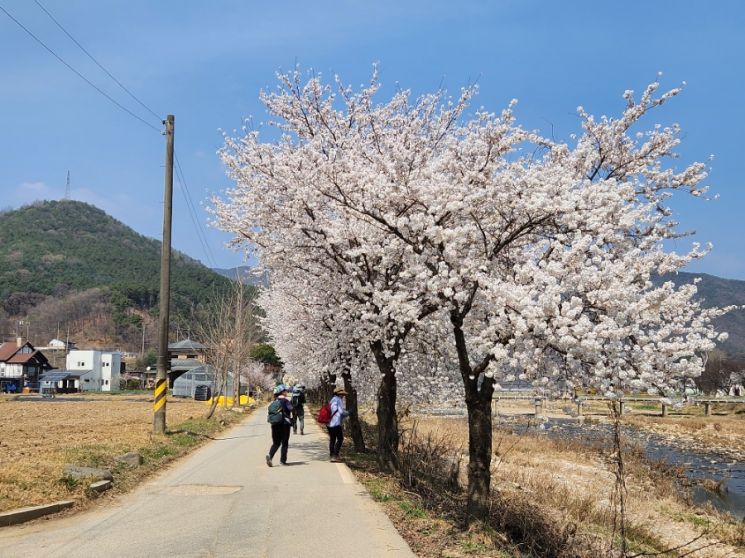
698 350 745 394
195 280 260 419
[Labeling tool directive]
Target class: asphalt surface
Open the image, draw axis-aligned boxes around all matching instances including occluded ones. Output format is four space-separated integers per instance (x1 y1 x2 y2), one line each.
0 406 415 558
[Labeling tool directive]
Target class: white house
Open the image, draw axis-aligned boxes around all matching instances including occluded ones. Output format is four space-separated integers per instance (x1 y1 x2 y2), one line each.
66 350 122 392
42 338 77 351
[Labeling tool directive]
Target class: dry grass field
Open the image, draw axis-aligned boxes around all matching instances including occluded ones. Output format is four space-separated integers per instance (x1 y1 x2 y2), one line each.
411 416 745 557
624 412 745 456
0 393 245 514
346 402 745 557
4 392 741 556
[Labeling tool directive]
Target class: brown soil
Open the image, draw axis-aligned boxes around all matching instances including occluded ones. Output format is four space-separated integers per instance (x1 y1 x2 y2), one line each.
0 392 244 514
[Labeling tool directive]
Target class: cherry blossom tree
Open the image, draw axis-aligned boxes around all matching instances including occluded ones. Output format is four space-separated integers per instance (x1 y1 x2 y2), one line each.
258 271 377 451
242 360 275 395
213 69 729 520
213 68 473 468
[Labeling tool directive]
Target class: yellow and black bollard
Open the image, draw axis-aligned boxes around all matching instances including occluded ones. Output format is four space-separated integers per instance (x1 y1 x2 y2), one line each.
153 378 167 433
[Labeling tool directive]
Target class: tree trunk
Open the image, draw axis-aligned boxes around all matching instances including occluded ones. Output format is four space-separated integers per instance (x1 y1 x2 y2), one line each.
451 310 495 523
205 382 221 419
232 369 240 407
223 374 228 409
465 384 493 521
323 372 336 403
371 340 398 471
342 371 366 452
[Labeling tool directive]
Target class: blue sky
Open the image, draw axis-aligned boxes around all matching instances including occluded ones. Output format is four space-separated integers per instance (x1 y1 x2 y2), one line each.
1 1 743 278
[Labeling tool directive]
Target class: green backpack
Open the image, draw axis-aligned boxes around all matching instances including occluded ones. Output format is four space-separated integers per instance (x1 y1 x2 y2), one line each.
267 400 284 425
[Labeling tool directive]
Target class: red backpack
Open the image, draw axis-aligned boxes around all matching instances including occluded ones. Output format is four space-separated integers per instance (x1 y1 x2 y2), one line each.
316 403 333 424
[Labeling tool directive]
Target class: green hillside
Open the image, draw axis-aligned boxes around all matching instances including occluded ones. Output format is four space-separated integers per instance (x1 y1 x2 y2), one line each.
0 201 741 356
0 200 230 305
0 200 234 348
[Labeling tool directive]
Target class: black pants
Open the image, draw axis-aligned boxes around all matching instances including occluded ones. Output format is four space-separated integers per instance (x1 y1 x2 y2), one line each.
328 425 343 457
269 423 291 463
292 408 304 434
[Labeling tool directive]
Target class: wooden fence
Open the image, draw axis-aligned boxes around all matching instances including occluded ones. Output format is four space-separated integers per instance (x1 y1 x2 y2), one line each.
491 393 745 418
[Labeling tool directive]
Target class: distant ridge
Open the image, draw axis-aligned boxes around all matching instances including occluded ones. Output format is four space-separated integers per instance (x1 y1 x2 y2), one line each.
657 271 745 356
213 266 269 287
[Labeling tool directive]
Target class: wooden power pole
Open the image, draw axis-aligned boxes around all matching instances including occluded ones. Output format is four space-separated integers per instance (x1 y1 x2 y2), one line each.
154 114 174 434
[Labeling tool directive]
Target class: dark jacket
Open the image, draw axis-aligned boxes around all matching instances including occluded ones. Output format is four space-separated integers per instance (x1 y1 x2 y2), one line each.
277 395 293 424
291 391 306 415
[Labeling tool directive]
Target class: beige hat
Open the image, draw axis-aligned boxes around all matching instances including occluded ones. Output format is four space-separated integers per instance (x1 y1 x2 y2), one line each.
333 386 348 396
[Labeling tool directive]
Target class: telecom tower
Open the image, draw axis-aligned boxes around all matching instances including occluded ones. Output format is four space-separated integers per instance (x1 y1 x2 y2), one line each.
64 171 70 200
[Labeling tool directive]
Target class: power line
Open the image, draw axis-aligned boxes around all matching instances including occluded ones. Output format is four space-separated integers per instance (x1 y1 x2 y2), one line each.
2 2 220 269
0 3 160 133
174 153 218 268
28 2 218 271
175 162 217 268
32 0 162 122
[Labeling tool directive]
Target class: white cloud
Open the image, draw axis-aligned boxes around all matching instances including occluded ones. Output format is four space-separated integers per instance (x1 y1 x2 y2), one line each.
13 181 60 204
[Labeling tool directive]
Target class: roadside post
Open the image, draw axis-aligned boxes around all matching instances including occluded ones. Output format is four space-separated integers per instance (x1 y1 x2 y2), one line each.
534 397 542 418
154 115 174 435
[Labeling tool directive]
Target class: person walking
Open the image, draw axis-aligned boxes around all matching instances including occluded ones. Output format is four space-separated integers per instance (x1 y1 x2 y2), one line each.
328 386 349 462
291 384 306 435
266 385 293 467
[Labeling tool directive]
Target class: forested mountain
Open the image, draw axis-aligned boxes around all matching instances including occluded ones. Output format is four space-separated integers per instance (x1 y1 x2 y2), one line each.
0 200 234 350
0 201 742 356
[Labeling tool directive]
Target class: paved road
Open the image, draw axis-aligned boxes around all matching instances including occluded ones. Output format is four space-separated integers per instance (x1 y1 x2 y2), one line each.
0 407 415 558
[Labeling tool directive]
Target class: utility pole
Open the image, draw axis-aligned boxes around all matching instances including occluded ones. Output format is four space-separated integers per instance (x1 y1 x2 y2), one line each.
232 281 243 407
154 114 174 435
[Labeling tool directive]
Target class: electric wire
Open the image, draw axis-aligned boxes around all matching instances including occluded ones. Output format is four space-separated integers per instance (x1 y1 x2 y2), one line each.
2 2 222 269
0 3 160 133
33 0 162 122
175 158 218 268
29 2 217 268
175 153 219 268
29 2 219 269
176 159 217 267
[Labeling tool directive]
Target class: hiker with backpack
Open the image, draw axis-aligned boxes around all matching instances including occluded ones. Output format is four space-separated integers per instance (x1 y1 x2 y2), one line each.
291 384 306 435
327 386 349 462
266 384 293 467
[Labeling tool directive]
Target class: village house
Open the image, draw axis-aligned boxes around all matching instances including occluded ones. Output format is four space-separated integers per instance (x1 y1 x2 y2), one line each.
122 339 209 389
37 349 123 393
168 339 208 387
0 338 53 392
60 349 123 392
169 339 207 363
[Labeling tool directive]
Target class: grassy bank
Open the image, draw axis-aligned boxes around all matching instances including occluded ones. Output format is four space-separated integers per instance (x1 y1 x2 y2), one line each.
343 408 745 558
0 393 248 514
